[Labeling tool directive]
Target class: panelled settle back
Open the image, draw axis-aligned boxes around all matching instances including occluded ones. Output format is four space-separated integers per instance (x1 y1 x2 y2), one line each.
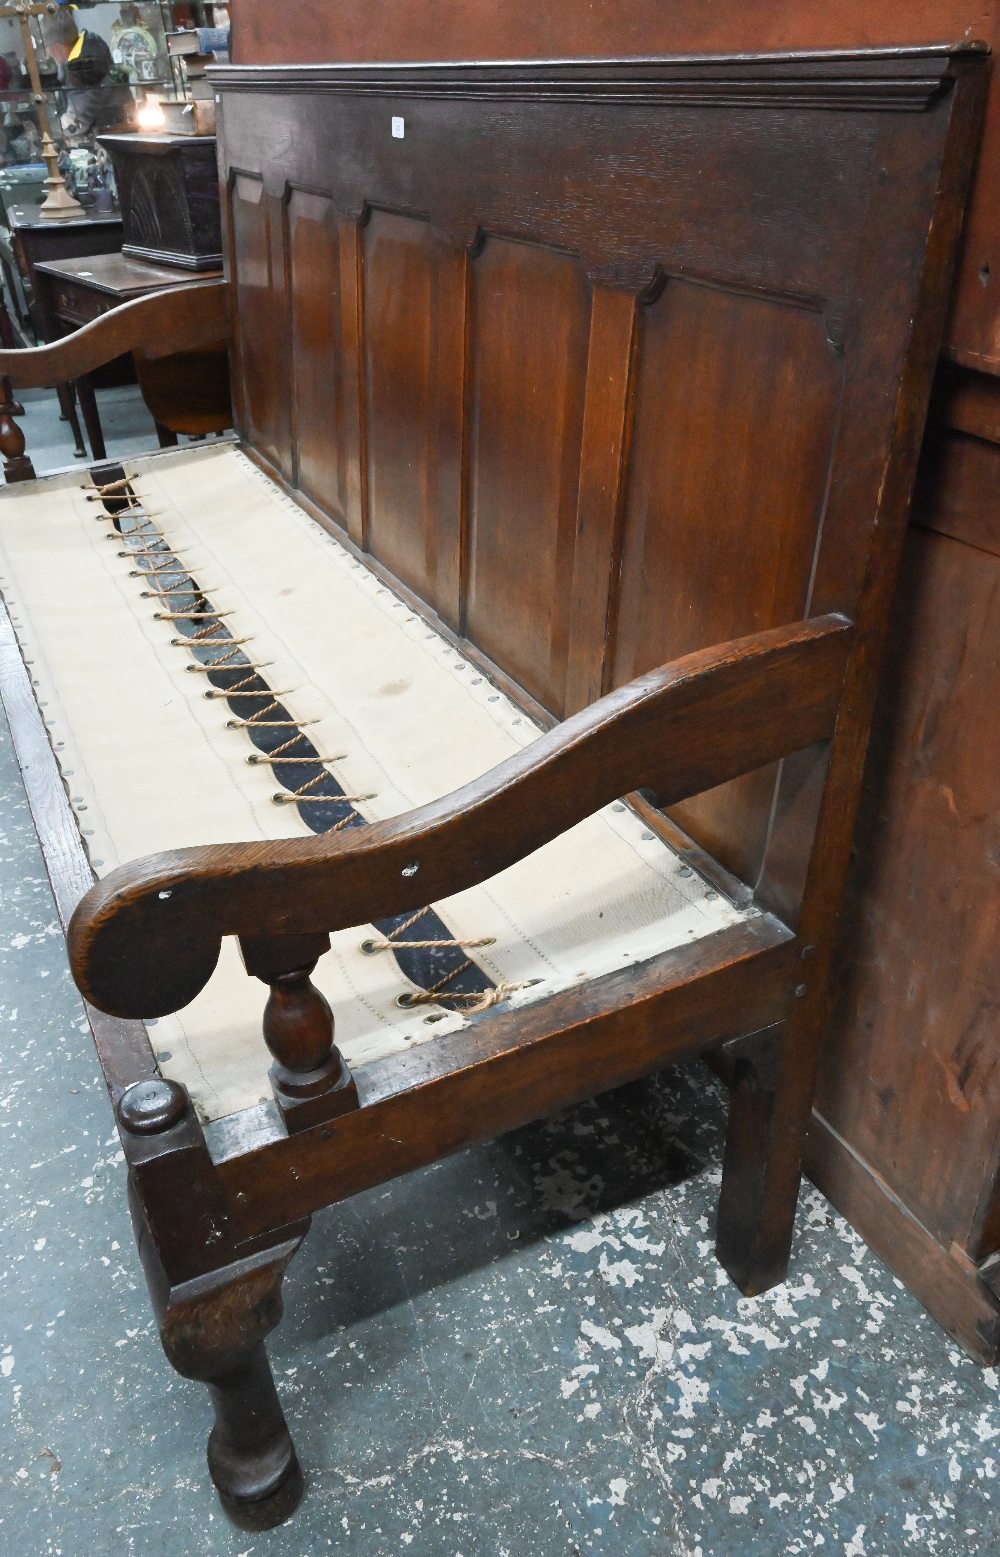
213 51 979 896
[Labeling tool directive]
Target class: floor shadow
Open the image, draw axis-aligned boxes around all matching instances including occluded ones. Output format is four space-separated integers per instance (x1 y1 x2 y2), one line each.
291 1061 728 1340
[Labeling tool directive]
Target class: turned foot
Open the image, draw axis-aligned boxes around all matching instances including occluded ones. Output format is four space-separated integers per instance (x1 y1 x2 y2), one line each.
216 1458 304 1532
0 373 33 483
206 1344 304 1529
121 1083 310 1526
154 1236 308 1528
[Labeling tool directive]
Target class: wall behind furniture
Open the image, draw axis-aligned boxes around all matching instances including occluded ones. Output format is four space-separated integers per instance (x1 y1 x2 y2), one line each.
232 1 1000 367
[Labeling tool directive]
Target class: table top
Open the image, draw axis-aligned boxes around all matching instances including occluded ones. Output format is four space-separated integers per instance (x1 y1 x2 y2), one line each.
5 210 122 233
33 251 224 299
99 133 217 151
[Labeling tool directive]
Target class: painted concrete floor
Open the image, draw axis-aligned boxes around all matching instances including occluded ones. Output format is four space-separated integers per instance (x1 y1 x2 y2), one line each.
1 395 999 1555
15 381 168 474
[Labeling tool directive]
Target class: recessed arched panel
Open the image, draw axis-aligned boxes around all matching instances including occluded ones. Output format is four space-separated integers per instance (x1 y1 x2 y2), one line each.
611 279 843 883
286 189 346 520
362 210 440 601
228 173 290 473
464 237 592 715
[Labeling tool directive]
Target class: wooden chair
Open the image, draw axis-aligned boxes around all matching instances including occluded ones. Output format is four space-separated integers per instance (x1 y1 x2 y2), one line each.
0 45 987 1530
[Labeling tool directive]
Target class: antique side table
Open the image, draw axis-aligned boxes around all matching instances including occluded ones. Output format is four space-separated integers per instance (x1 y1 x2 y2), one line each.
32 250 224 459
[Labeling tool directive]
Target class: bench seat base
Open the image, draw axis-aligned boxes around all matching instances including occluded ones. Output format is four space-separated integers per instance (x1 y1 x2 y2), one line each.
0 441 749 1124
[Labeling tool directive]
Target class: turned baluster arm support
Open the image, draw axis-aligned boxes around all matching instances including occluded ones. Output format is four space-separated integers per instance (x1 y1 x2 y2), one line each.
67 614 854 1052
240 930 358 1129
0 279 231 480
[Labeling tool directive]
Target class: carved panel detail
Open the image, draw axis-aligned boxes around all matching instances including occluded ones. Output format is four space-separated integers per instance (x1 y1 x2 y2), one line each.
362 210 438 600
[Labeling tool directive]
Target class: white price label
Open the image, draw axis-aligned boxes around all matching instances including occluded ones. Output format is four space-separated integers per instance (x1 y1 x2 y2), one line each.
391 116 405 139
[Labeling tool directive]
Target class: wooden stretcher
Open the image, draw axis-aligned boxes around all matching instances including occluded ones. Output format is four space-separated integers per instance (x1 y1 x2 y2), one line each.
0 46 987 1530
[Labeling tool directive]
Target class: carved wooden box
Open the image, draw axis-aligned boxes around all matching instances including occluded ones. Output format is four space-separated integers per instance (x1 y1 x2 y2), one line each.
98 132 222 272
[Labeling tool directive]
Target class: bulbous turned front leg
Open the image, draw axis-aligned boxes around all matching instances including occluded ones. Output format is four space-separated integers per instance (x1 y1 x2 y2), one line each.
0 373 34 483
158 1240 306 1530
119 1079 309 1528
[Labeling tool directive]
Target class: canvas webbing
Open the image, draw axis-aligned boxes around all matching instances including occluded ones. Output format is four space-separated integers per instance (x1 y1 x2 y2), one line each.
0 444 746 1122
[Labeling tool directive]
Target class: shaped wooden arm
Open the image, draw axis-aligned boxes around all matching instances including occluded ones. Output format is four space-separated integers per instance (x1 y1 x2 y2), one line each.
0 279 230 389
68 615 852 1020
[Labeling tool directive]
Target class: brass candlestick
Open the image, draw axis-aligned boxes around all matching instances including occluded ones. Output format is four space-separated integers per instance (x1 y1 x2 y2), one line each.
1 1 83 220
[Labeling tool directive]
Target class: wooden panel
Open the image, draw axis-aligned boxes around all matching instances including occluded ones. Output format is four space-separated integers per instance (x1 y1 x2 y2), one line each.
102 49 995 1358
362 210 432 581
751 104 975 930
234 0 997 72
231 0 1000 372
914 423 1000 559
806 1111 1000 1364
227 173 289 474
362 225 467 627
465 238 591 714
610 280 842 883
217 80 877 328
337 217 365 548
42 50 992 1366
820 525 1000 1258
286 189 346 520
565 287 638 716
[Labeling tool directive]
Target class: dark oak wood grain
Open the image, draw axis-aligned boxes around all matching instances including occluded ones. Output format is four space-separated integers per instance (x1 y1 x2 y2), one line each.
611 279 843 884
221 11 1000 1359
819 525 1000 1265
212 916 794 1238
0 46 985 1523
229 5 1000 372
285 190 345 514
463 237 591 712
